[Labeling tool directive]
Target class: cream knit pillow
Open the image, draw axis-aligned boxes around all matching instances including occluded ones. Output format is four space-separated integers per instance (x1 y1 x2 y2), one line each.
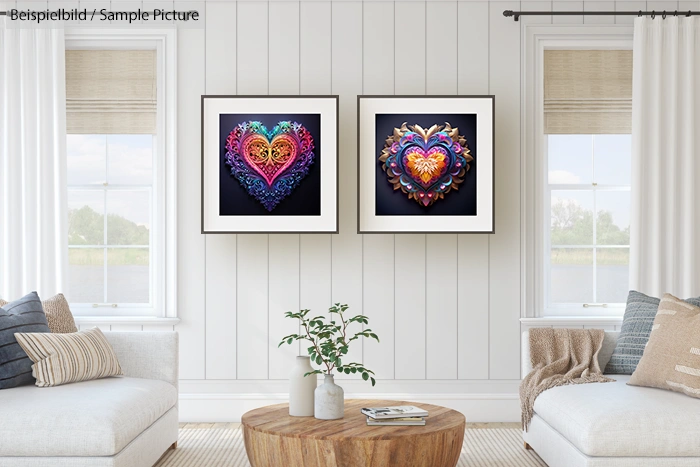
14 327 123 387
628 294 700 398
0 293 77 334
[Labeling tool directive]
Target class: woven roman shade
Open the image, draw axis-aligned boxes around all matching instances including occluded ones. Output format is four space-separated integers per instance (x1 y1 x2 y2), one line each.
544 50 632 134
66 50 156 134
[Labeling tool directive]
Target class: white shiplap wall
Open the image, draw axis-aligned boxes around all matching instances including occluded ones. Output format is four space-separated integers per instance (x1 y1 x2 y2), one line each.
88 0 695 422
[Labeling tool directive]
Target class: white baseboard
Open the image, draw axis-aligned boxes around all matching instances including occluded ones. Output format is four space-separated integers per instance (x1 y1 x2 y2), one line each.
179 393 520 423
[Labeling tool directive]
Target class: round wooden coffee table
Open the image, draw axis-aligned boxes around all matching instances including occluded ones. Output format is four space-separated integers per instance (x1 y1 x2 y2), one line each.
241 399 465 467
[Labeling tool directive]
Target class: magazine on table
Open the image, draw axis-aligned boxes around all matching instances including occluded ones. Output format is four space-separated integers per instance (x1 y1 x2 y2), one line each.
361 405 428 420
366 417 426 426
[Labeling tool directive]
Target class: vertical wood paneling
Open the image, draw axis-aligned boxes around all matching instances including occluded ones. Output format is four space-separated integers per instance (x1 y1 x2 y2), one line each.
299 235 332 359
615 1 647 24
584 1 615 24
425 1 458 380
362 1 397 381
300 2 332 95
236 235 269 379
205 1 238 381
237 2 269 95
521 1 553 25
176 25 206 380
393 1 427 381
267 1 302 380
427 1 458 94
236 2 270 380
268 236 300 379
458 1 490 94
457 1 491 381
426 236 458 379
488 1 521 380
395 2 426 95
325 1 364 378
269 2 300 95
298 1 335 369
553 1 584 24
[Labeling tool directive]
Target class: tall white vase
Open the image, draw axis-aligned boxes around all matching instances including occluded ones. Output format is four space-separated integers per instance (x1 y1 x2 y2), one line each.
314 374 344 420
289 356 316 417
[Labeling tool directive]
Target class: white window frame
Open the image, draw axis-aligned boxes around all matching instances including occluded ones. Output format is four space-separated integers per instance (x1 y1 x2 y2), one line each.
65 29 177 321
521 25 632 319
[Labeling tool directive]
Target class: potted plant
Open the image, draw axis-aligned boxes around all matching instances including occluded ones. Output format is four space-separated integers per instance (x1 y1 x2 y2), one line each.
279 303 379 420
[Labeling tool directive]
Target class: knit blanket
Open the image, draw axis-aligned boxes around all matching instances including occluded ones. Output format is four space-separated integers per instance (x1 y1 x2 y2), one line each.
520 328 615 431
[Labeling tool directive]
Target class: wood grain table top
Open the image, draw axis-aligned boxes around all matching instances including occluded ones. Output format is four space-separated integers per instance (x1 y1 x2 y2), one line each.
241 399 466 441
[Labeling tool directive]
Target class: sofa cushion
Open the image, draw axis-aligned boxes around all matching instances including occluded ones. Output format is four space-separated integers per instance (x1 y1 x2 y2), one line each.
0 293 78 334
0 376 177 456
0 292 51 389
16 327 123 387
533 374 700 457
605 291 700 375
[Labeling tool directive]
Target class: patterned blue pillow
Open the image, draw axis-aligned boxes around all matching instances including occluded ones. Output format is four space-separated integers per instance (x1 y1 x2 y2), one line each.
605 291 700 374
0 292 50 389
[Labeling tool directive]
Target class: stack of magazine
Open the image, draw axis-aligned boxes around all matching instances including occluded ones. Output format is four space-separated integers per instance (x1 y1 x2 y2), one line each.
361 405 428 426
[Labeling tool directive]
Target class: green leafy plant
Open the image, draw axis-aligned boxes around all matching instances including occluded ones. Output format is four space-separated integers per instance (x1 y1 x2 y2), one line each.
278 303 379 386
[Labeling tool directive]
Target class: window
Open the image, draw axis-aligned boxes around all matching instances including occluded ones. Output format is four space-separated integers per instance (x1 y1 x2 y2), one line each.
540 48 633 315
546 134 631 312
64 31 176 318
67 134 154 309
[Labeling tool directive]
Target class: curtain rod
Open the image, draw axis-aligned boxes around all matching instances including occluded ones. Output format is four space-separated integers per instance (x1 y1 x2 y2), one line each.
504 10 700 21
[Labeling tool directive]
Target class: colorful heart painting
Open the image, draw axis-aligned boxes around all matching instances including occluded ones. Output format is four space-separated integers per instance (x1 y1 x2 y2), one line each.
225 121 315 211
378 122 473 207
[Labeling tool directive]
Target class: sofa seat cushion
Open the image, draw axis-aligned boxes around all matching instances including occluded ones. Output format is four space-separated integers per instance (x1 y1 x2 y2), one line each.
0 376 177 457
534 375 700 457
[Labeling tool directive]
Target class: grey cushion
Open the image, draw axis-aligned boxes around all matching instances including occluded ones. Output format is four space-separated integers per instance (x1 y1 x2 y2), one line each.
0 376 178 456
0 292 50 389
605 291 700 374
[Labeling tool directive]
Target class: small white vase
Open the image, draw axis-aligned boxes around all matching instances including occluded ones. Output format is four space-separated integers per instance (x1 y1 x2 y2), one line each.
289 356 317 417
314 374 344 420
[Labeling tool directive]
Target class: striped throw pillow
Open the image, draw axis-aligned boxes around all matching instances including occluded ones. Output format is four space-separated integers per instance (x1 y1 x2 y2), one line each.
0 293 77 334
0 292 51 389
15 327 123 387
629 294 700 399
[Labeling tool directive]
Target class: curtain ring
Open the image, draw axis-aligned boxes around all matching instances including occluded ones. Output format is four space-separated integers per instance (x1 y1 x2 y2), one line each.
651 10 656 19
674 10 678 17
662 11 667 19
638 10 643 17
687 10 692 17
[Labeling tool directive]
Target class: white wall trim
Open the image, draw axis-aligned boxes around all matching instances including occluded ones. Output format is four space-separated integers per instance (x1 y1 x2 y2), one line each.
179 393 520 423
521 316 622 326
520 24 634 319
65 28 178 319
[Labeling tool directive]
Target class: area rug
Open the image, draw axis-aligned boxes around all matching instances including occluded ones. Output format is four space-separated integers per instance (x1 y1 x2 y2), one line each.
156 424 546 466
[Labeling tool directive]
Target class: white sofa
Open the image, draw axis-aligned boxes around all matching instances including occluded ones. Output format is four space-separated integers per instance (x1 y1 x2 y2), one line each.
0 332 179 467
522 330 700 467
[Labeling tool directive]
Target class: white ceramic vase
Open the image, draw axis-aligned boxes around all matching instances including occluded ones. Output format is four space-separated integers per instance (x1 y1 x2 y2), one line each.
289 356 316 417
314 374 344 420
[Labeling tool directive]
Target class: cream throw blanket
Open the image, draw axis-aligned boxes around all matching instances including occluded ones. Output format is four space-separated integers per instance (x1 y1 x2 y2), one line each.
520 328 614 431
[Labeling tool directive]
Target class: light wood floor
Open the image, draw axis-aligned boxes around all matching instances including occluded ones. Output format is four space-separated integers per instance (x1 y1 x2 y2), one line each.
180 422 520 429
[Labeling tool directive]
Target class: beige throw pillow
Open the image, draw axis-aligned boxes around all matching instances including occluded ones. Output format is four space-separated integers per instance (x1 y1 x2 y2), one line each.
628 293 700 398
0 293 77 333
14 327 123 387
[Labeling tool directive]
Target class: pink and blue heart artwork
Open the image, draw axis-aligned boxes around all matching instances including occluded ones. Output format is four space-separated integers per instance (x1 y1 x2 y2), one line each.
219 114 321 216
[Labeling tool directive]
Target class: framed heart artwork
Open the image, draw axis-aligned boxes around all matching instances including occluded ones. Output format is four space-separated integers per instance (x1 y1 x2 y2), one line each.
357 96 495 234
201 96 338 233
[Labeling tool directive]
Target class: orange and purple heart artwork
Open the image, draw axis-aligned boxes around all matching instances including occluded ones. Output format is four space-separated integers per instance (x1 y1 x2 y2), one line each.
224 119 317 213
378 121 473 208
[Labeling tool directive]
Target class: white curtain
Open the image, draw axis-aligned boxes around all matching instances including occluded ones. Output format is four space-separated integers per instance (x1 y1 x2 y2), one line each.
0 24 68 300
631 17 700 297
